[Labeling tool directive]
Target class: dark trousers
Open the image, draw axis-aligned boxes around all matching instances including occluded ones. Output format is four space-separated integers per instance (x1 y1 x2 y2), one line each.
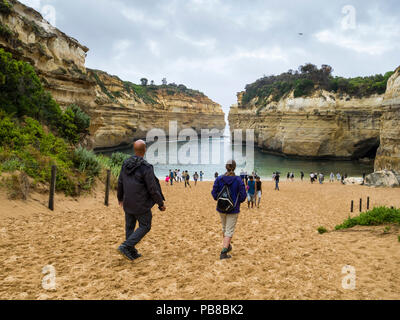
122 211 152 249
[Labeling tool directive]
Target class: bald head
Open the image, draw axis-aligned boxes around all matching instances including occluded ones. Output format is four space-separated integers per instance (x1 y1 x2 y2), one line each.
134 140 147 157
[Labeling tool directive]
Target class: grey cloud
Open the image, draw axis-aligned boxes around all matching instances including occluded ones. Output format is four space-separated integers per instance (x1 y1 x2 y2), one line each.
21 0 400 112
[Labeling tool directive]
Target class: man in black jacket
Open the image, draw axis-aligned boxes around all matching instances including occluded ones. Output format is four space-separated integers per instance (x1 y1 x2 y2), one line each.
117 140 166 261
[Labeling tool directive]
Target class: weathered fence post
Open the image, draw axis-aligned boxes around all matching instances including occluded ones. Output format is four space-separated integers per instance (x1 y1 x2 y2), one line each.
351 200 354 213
48 165 57 211
367 197 370 210
359 198 362 213
105 169 111 206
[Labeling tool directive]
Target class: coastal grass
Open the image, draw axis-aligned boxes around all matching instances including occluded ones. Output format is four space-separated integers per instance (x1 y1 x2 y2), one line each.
335 207 400 230
317 226 328 234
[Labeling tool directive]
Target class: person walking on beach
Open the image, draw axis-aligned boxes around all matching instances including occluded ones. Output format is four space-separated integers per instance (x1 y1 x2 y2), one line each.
330 172 335 183
165 175 170 186
185 171 191 188
247 176 256 209
319 173 324 184
193 172 199 186
274 172 280 191
169 170 174 186
212 160 247 260
200 171 204 182
310 172 315 184
336 173 341 181
117 140 166 261
301 171 304 181
255 176 262 208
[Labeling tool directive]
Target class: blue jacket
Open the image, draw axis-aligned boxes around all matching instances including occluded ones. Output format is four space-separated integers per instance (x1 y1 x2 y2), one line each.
212 175 247 214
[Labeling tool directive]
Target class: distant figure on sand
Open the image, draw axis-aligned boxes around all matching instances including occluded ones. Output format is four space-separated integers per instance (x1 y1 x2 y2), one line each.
200 171 204 182
169 170 174 186
255 176 262 208
165 176 170 186
247 176 256 208
193 172 199 186
212 160 247 260
117 140 166 261
274 172 280 191
185 171 191 188
330 172 335 183
301 171 304 181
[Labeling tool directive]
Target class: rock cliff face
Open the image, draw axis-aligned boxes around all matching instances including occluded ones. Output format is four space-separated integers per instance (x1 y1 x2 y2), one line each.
375 67 400 172
229 91 383 159
0 0 225 150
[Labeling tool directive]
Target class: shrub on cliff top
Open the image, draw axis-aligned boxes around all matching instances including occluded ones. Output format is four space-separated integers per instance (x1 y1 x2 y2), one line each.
242 63 394 108
0 0 12 15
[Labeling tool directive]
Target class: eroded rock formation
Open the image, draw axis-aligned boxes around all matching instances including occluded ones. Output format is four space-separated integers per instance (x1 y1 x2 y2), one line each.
375 67 400 173
229 91 383 159
0 0 225 150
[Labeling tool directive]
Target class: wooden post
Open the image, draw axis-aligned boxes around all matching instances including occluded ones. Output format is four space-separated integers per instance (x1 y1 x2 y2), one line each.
48 165 57 211
351 200 354 213
360 198 362 213
105 169 111 207
367 197 370 210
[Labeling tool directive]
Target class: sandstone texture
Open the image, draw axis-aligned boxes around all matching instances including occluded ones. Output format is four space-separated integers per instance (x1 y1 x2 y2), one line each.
0 1 225 150
365 170 400 188
229 91 383 159
374 67 400 173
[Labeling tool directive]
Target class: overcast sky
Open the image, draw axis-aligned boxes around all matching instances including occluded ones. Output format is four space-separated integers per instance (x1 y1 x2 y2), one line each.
21 0 400 113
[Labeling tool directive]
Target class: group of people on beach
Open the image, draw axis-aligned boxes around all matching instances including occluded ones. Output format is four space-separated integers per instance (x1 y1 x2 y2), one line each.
116 139 369 262
165 169 204 187
237 170 263 209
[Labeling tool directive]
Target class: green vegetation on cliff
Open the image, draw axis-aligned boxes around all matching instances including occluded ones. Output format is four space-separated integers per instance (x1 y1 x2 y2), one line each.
0 48 99 196
241 63 394 108
0 0 12 15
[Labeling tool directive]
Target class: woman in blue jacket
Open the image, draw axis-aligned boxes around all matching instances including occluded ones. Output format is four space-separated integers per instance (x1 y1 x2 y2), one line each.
212 160 247 260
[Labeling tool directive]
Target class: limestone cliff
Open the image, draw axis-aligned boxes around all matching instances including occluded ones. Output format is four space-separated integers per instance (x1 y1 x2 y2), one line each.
229 90 383 159
375 67 400 172
0 0 225 150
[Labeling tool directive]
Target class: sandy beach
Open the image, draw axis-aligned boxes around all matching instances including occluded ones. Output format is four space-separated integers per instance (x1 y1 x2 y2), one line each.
0 180 399 300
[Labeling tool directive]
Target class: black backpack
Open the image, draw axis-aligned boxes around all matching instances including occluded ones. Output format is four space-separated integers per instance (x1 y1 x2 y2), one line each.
217 183 238 214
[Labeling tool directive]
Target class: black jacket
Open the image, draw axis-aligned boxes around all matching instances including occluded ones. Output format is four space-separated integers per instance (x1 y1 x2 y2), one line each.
117 156 165 215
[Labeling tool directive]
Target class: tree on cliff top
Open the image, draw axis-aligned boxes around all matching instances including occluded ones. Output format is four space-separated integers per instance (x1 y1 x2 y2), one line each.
241 63 394 108
140 78 148 86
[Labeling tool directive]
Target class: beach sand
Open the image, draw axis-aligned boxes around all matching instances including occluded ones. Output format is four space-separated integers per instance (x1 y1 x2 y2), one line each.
0 180 399 300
